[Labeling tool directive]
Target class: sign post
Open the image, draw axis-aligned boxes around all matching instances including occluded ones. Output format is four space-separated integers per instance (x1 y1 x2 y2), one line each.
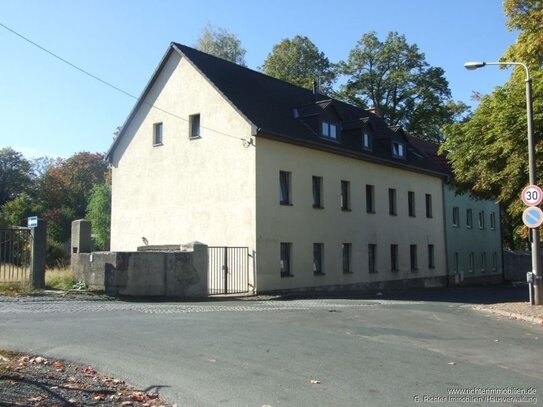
521 185 543 207
521 184 543 306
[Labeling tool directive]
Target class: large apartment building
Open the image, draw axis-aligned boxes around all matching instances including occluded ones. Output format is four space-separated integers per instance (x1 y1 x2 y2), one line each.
107 43 453 292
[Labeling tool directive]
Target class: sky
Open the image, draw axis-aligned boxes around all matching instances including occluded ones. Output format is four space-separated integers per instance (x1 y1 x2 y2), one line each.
0 0 518 159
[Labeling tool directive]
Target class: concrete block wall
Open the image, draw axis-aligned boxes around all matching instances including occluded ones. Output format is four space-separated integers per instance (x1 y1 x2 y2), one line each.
72 242 208 298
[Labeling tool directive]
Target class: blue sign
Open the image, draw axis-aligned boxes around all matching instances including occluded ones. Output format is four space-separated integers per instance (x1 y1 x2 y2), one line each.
27 216 38 228
522 207 543 228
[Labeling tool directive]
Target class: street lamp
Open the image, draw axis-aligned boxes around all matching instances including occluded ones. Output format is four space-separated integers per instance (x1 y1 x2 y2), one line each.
464 60 541 305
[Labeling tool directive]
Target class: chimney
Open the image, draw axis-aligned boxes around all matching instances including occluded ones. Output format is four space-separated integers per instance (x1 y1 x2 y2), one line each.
312 80 318 102
368 107 381 117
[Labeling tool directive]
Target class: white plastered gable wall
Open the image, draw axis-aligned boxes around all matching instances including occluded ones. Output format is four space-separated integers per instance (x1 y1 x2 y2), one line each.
109 50 256 253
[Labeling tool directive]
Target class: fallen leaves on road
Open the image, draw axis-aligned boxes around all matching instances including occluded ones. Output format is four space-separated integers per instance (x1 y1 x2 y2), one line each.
0 349 174 406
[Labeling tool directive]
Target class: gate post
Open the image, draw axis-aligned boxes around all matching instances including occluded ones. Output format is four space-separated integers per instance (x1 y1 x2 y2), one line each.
30 220 47 289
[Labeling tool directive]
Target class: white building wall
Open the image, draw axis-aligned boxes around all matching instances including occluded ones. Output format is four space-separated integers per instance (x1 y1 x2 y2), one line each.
255 137 447 292
109 51 256 253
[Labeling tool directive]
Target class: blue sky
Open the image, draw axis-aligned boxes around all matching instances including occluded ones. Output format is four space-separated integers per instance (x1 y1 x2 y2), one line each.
0 0 517 158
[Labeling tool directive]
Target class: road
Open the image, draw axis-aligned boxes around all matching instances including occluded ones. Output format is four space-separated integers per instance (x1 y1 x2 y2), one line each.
0 288 541 406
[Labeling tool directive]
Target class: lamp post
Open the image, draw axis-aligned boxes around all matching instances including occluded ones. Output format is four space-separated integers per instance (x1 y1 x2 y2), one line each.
464 61 541 305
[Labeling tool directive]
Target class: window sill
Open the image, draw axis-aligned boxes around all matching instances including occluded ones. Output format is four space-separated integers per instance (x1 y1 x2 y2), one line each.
369 270 378 274
410 268 418 273
343 271 354 275
280 202 293 206
389 213 397 216
314 272 325 276
152 143 163 147
281 273 294 278
341 208 352 212
367 210 376 214
409 215 416 218
189 135 202 140
313 205 324 209
391 269 399 273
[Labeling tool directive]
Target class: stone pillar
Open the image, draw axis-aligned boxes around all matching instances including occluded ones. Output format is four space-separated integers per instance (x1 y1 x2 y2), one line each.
30 219 47 290
71 219 92 254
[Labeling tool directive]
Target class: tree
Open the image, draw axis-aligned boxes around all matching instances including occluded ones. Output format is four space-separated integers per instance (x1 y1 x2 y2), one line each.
441 1 543 248
195 25 246 66
86 183 111 250
261 35 336 94
338 32 467 141
0 147 33 206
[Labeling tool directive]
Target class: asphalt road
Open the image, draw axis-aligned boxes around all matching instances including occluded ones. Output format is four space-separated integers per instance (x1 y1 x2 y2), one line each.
0 288 541 406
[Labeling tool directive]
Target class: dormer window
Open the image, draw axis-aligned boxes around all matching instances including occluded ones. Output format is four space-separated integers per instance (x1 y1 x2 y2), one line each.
392 141 405 158
321 121 338 140
362 129 372 150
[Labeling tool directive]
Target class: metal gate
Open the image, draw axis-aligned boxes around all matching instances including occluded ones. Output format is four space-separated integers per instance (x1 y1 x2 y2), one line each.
208 246 252 295
0 228 31 285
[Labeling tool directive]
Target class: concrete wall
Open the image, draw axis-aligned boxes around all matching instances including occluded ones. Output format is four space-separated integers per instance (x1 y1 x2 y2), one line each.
443 186 503 285
109 51 257 260
255 137 447 292
72 242 208 298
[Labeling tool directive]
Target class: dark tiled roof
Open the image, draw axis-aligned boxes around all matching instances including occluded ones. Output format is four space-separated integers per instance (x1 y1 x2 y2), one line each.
109 42 446 177
407 135 453 176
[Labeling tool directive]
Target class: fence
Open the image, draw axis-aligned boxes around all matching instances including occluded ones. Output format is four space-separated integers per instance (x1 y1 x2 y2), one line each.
208 246 252 295
0 228 31 284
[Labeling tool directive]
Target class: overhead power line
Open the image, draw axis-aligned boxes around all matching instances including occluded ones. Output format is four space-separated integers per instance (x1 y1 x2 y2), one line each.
0 21 251 144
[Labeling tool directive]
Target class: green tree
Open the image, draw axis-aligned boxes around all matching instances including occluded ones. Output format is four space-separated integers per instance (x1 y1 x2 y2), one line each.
195 25 246 66
0 147 33 206
1 193 35 227
86 183 111 250
441 1 543 248
261 35 336 94
338 32 467 141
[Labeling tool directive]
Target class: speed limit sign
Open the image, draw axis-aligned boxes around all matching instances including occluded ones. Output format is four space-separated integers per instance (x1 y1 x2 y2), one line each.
521 185 543 206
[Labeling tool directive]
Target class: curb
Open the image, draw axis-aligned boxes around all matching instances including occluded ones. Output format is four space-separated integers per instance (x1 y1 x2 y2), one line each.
474 306 543 326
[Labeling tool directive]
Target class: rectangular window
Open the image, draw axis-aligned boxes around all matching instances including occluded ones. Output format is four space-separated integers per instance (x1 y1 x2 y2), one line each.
312 176 323 208
189 114 201 138
342 243 352 274
408 191 416 217
428 244 435 269
392 141 405 158
452 207 460 227
390 244 399 272
153 122 163 145
362 130 371 150
366 184 375 213
280 242 292 277
492 252 498 272
481 252 487 273
313 243 324 275
490 211 496 230
410 245 418 272
454 252 459 273
341 180 351 211
468 252 474 273
321 121 338 140
425 194 432 218
466 209 473 228
478 211 485 229
389 188 397 215
279 171 292 205
368 244 377 274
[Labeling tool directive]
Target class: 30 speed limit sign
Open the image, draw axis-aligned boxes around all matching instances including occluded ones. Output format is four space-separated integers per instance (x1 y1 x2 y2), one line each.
521 185 543 206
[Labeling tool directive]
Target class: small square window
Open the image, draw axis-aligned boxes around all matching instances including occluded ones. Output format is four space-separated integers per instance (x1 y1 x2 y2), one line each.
189 114 201 139
153 122 163 145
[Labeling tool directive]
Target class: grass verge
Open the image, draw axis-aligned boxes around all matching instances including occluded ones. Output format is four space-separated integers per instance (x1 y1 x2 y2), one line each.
45 267 75 291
